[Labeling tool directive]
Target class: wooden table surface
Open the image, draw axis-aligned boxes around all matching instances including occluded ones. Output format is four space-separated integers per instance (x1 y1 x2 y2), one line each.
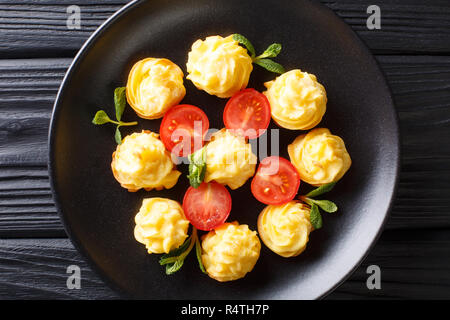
1 0 449 300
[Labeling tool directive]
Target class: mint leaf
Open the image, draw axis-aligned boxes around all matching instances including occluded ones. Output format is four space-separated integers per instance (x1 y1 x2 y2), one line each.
254 58 285 74
195 238 207 274
159 236 192 265
114 126 122 145
114 87 127 121
159 229 199 276
256 43 282 59
310 204 322 229
187 148 206 188
92 89 137 144
188 165 200 188
232 34 256 58
233 34 284 74
301 196 315 207
92 110 111 125
306 182 337 198
310 199 338 213
165 259 184 275
302 196 337 213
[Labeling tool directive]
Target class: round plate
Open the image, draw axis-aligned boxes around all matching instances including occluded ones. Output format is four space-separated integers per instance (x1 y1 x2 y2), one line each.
49 0 399 299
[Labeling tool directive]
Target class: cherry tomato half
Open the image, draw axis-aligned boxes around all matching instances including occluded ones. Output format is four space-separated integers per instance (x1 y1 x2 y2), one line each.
160 104 209 157
182 182 232 231
223 88 271 139
251 156 300 205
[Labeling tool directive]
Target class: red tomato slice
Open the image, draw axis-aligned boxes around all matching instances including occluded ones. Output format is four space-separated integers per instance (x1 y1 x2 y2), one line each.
223 88 271 139
160 104 209 157
182 182 232 231
251 156 300 205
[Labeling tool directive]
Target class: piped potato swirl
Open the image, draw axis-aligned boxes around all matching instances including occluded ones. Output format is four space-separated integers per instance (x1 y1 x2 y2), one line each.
126 58 185 119
204 129 257 190
111 130 181 192
258 201 313 258
134 198 189 254
264 69 327 130
201 222 261 282
288 128 351 186
186 35 253 98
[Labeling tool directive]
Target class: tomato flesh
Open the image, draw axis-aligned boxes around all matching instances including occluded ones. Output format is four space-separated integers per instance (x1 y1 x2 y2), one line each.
182 182 232 231
251 156 300 205
223 88 271 139
160 104 209 157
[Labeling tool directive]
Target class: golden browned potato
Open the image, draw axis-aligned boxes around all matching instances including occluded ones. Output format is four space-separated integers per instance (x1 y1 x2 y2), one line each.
288 128 351 186
204 129 257 189
134 198 189 254
258 201 313 257
201 222 260 282
186 35 253 98
126 58 185 119
264 69 327 130
111 130 181 191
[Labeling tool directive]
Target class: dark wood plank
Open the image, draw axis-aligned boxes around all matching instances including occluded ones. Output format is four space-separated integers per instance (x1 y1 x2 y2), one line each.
0 238 119 299
0 228 449 299
378 55 450 229
325 0 450 54
0 58 68 166
0 59 66 237
328 229 450 299
1 56 450 236
0 58 67 236
0 1 125 58
1 0 450 58
0 166 64 238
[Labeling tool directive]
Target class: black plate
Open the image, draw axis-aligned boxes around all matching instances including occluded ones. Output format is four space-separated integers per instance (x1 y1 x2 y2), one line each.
49 0 399 299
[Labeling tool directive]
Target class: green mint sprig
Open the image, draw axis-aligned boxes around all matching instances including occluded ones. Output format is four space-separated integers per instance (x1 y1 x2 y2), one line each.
299 182 338 230
114 86 127 121
232 34 285 74
305 182 337 198
309 203 323 229
195 235 206 274
92 87 138 144
187 147 207 188
159 227 207 275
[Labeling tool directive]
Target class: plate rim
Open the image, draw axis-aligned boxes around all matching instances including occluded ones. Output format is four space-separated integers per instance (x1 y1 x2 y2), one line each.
48 0 400 300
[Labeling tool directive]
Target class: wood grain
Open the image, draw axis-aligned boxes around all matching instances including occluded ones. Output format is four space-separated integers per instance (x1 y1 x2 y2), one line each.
328 229 450 299
0 238 118 299
1 0 450 58
0 228 448 299
0 58 68 166
0 166 64 238
378 55 450 230
1 56 449 236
